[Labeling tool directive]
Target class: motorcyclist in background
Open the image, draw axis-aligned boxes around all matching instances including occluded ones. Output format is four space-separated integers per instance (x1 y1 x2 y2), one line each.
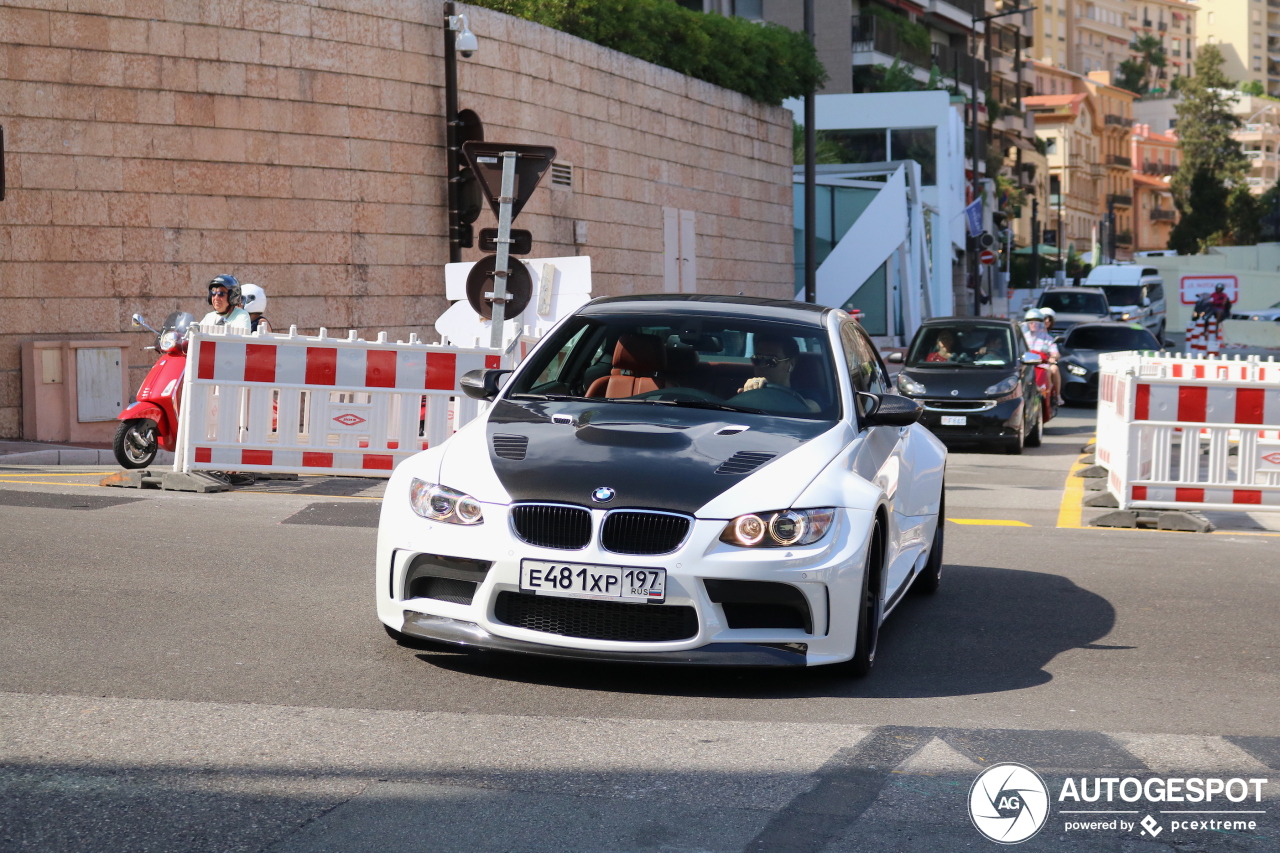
240 283 272 333
1022 308 1063 407
200 275 251 330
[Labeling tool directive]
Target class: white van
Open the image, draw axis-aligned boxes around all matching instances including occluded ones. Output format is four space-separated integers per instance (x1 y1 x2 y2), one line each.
1083 265 1167 340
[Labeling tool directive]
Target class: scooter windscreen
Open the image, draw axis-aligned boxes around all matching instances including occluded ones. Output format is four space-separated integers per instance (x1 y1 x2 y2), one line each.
158 312 197 354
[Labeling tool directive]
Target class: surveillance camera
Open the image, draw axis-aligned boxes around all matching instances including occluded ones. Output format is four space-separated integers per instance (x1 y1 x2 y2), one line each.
451 14 478 56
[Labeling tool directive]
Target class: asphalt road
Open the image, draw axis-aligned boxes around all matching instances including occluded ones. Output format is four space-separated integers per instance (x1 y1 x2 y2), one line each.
2 407 1278 852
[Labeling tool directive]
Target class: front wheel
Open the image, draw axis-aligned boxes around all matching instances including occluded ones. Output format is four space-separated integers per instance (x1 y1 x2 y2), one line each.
914 493 944 595
1024 403 1043 448
838 525 883 678
113 418 158 469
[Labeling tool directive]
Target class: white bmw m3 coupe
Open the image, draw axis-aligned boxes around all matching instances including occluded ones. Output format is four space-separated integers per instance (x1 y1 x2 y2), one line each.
377 295 947 674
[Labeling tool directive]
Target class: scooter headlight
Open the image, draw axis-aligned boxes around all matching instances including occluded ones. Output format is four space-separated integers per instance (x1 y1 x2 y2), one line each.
159 330 182 354
720 508 835 548
409 478 484 525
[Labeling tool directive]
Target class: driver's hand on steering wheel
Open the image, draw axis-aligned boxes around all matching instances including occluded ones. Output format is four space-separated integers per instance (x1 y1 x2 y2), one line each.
739 377 766 393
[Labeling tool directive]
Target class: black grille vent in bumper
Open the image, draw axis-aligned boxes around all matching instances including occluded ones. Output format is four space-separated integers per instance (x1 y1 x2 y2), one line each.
492 434 529 460
494 592 698 642
704 579 812 634
715 451 775 475
511 504 592 550
600 511 691 555
409 576 477 605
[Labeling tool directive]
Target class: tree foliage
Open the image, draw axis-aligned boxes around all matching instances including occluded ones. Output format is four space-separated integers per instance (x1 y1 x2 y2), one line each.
1169 45 1251 253
1117 34 1168 96
468 0 826 105
791 122 844 166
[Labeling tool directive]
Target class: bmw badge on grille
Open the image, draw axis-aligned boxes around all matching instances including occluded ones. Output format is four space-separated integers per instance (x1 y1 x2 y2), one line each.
592 486 616 503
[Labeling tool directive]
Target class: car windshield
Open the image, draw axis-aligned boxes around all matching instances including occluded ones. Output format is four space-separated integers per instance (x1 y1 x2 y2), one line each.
1064 326 1159 351
906 324 1015 367
1040 291 1108 315
506 313 841 420
1099 285 1143 306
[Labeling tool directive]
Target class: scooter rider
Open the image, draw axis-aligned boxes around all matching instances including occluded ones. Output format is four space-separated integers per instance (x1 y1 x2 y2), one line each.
239 283 272 333
200 274 251 330
1022 308 1063 406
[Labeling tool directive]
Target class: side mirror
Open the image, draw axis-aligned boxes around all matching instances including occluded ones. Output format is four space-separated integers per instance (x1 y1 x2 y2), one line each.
1142 297 1151 308
885 351 905 364
1020 351 1043 365
132 313 145 327
460 368 512 401
857 392 922 428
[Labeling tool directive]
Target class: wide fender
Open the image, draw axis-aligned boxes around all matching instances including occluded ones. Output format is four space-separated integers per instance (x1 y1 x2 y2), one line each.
894 423 947 517
791 432 885 512
696 422 854 519
119 402 165 426
436 414 512 505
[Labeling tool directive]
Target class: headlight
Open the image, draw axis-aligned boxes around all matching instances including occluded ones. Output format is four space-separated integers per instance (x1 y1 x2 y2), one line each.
984 375 1019 396
720 508 835 548
1065 362 1088 377
1252 315 1263 321
159 330 181 354
897 373 926 395
409 478 483 525
1120 312 1131 320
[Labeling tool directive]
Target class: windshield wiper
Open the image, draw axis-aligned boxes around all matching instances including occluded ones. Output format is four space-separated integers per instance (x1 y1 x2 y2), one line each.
660 399 766 415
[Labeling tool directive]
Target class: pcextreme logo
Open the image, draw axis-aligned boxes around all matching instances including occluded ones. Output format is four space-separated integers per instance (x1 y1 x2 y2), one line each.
969 763 1051 844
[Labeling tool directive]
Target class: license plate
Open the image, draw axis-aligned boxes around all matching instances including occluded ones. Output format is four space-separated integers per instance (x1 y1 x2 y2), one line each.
520 560 666 602
941 415 967 426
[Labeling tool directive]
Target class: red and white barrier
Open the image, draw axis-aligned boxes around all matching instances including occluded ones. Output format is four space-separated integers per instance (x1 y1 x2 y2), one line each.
1185 316 1222 355
1096 351 1280 511
174 325 517 478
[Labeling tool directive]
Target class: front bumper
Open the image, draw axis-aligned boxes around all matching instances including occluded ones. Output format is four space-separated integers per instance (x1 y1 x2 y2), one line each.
377 497 875 667
1062 370 1099 403
912 396 1024 443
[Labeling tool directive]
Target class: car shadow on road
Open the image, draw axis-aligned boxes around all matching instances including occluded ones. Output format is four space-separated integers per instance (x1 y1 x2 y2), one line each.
413 565 1115 700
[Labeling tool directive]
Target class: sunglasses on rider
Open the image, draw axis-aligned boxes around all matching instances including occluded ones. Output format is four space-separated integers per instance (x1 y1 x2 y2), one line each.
751 355 792 368
210 289 230 298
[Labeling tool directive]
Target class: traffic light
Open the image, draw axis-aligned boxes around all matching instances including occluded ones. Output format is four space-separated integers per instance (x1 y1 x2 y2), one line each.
451 109 484 249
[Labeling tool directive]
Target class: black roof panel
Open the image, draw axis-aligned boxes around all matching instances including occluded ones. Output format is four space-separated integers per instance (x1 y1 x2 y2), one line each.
581 294 832 327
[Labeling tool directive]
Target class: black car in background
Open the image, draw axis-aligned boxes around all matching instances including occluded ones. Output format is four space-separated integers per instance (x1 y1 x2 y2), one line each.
1058 322 1162 404
1036 287 1111 335
887 317 1042 454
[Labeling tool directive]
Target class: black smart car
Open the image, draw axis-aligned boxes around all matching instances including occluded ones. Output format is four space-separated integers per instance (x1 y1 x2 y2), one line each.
887 317 1042 454
1058 322 1161 404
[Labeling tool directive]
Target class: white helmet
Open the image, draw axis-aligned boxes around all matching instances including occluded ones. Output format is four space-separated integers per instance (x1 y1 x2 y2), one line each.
1024 308 1045 321
1039 306 1056 319
240 283 267 313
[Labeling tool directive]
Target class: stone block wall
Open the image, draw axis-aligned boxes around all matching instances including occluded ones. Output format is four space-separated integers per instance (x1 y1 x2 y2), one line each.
0 1 794 439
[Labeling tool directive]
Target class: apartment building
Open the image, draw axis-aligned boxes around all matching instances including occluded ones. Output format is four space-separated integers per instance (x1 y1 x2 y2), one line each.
1073 0 1135 74
1131 0 1197 84
1133 173 1178 251
1197 0 1271 95
1029 61 1135 258
1025 92 1104 254
1234 95 1280 194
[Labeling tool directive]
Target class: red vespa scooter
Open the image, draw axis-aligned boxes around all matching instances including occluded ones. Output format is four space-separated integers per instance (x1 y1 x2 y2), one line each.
113 311 196 469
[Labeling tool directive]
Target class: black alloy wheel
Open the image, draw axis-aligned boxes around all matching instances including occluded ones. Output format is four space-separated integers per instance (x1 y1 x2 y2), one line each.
113 418 158 469
842 525 883 678
914 492 944 595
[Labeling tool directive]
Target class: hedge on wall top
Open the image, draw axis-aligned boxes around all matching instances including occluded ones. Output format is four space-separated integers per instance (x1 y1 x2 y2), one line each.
468 0 827 106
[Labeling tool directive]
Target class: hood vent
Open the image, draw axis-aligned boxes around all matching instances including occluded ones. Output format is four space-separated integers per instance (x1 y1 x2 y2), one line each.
715 425 750 436
715 451 776 475
492 434 529 460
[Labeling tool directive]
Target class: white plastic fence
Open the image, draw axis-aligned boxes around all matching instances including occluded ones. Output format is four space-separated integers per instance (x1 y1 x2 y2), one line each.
1096 351 1280 511
175 324 523 478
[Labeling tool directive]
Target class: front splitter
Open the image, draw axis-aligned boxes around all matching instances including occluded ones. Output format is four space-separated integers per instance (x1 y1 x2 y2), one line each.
400 611 808 667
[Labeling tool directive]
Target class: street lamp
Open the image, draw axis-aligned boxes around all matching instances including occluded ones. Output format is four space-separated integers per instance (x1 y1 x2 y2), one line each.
444 3 479 264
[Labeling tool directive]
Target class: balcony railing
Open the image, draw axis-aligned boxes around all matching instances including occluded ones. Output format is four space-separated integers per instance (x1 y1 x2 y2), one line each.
1116 230 1133 246
1108 154 1133 167
1105 114 1132 127
1108 193 1134 207
1143 162 1177 176
1142 18 1152 27
852 16 935 75
1151 209 1177 221
1158 21 1168 31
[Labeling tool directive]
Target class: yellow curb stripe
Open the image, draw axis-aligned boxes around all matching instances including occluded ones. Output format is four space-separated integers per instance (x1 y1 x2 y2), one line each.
1056 447 1093 530
950 518 1032 527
